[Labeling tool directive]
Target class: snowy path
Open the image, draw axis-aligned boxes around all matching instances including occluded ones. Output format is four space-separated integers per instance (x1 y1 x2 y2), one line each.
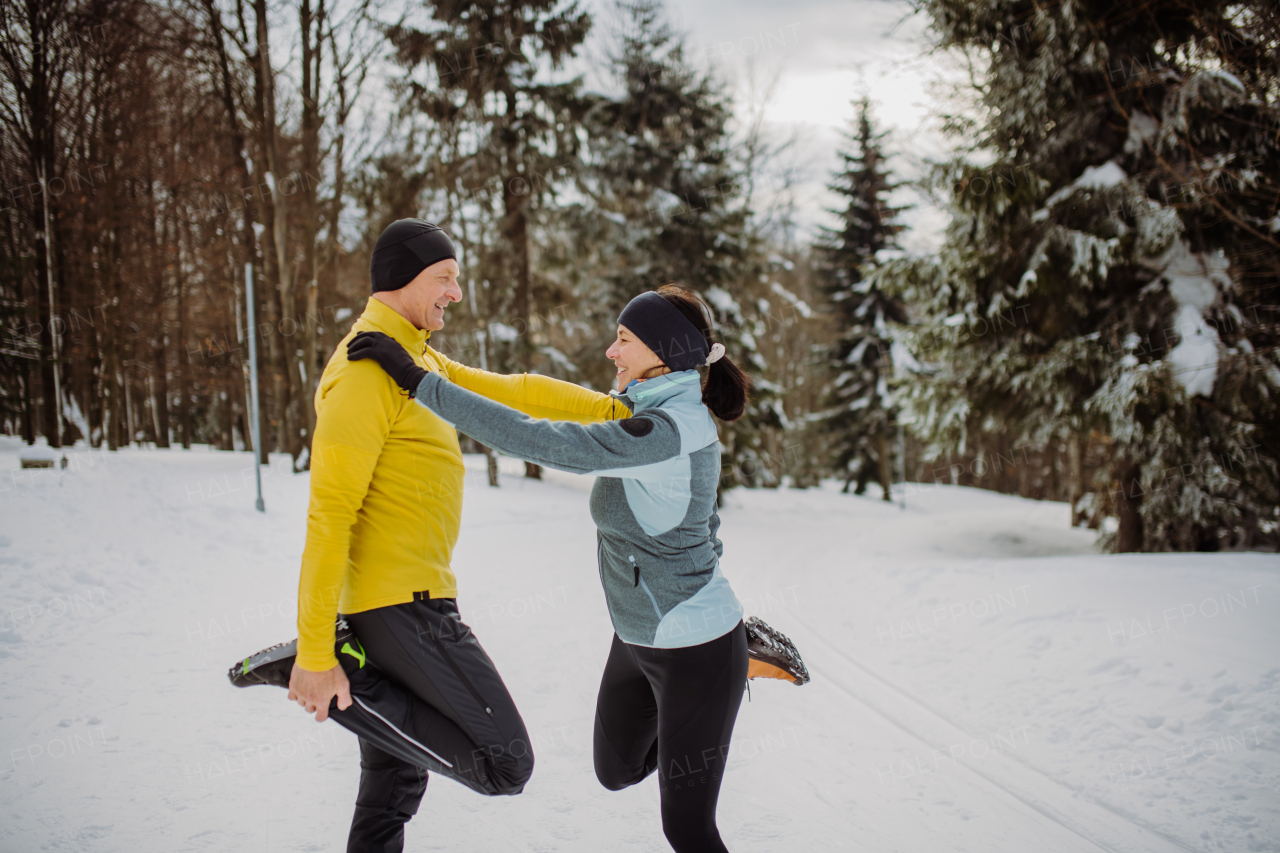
0 438 1275 852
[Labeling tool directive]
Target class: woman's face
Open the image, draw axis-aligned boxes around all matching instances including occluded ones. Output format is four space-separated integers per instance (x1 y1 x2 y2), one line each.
606 324 668 392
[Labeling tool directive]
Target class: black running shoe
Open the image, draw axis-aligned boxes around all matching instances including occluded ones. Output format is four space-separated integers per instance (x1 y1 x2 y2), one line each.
745 616 811 686
228 619 356 688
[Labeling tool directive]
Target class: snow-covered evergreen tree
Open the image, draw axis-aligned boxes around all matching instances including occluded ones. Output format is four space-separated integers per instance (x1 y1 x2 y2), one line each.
584 0 782 494
701 281 785 491
876 0 1280 551
815 98 907 498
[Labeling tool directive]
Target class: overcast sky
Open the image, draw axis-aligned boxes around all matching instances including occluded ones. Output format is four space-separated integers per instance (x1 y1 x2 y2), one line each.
325 0 969 254
582 0 967 253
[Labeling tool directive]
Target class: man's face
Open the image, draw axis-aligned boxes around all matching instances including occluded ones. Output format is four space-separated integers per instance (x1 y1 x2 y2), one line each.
400 259 463 331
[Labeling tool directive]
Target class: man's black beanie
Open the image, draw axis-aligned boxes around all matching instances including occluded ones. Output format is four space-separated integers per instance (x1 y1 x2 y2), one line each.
370 219 456 292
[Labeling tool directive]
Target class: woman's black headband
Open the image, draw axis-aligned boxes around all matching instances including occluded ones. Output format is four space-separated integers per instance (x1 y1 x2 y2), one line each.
617 291 710 371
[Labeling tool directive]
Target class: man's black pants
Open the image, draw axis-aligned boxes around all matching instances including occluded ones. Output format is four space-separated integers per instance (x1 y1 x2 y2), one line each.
593 622 748 853
335 596 533 853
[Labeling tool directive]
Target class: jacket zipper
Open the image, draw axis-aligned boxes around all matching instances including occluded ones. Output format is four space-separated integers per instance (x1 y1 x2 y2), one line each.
630 555 664 620
411 607 493 717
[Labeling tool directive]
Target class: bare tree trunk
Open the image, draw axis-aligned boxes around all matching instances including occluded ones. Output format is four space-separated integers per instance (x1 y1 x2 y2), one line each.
151 190 172 448
323 15 353 363
234 288 254 456
259 232 290 459
1002 436 1017 494
123 368 135 446
23 360 36 443
35 218 59 446
4 207 37 444
500 134 541 481
446 141 499 491
297 0 324 465
236 403 250 453
503 176 531 370
105 339 119 450
204 0 268 463
486 446 500 487
82 374 94 447
257 248 284 454
102 162 121 451
304 278 318 434
323 121 344 361
1048 442 1059 501
876 432 892 501
254 0 302 464
102 292 119 450
1067 432 1085 526
232 342 250 453
1115 456 1144 552
176 222 192 448
220 384 234 450
153 341 170 447
146 373 159 444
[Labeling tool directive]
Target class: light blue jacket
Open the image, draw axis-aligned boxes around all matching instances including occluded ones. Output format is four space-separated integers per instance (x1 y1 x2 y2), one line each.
410 369 743 648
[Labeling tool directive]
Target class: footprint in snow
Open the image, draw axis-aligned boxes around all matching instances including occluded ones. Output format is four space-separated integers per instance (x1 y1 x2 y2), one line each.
1208 683 1241 702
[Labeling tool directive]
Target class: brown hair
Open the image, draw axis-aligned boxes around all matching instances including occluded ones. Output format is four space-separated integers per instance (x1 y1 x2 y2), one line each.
653 283 751 421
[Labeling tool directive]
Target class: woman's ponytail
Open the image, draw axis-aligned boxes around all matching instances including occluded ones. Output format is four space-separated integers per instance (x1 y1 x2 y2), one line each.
654 283 752 422
703 355 750 421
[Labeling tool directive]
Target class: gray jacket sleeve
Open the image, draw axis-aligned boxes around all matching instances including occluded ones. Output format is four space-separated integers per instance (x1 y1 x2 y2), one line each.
412 371 681 478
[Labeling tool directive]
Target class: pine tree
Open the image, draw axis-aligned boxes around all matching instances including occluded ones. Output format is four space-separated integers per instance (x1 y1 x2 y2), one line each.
815 98 907 498
586 0 741 306
584 0 782 494
877 0 1280 551
386 0 592 376
385 0 592 479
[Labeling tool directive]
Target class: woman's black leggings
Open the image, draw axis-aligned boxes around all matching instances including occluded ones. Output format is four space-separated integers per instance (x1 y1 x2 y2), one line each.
593 622 748 853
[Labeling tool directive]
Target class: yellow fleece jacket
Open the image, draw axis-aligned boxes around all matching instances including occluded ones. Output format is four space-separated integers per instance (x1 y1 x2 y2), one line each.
296 297 628 670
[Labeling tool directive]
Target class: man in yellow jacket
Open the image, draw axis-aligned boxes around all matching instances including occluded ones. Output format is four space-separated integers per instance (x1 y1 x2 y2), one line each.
285 219 626 850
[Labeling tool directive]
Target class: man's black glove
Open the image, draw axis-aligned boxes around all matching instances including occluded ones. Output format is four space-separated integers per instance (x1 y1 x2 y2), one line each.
347 331 428 394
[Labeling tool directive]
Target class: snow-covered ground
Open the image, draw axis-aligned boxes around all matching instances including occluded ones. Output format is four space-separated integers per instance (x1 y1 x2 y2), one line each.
0 437 1275 852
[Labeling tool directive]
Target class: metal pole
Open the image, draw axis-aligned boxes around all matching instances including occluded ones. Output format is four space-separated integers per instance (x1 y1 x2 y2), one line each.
245 262 265 512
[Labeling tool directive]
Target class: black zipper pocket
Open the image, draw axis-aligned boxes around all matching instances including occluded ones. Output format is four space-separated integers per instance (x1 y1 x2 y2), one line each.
629 554 664 620
411 607 493 717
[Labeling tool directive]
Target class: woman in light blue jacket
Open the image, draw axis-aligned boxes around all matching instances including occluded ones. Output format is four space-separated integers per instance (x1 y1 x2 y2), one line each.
349 284 807 853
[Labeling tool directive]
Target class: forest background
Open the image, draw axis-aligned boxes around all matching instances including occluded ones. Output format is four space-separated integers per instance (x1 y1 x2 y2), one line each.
2 0 1277 553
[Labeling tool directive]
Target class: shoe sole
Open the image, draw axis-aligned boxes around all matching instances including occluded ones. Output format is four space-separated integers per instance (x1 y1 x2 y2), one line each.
229 621 356 689
745 616 811 686
229 639 297 688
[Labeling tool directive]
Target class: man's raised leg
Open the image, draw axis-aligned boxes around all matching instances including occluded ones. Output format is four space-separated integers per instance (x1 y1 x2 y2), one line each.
342 596 534 797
